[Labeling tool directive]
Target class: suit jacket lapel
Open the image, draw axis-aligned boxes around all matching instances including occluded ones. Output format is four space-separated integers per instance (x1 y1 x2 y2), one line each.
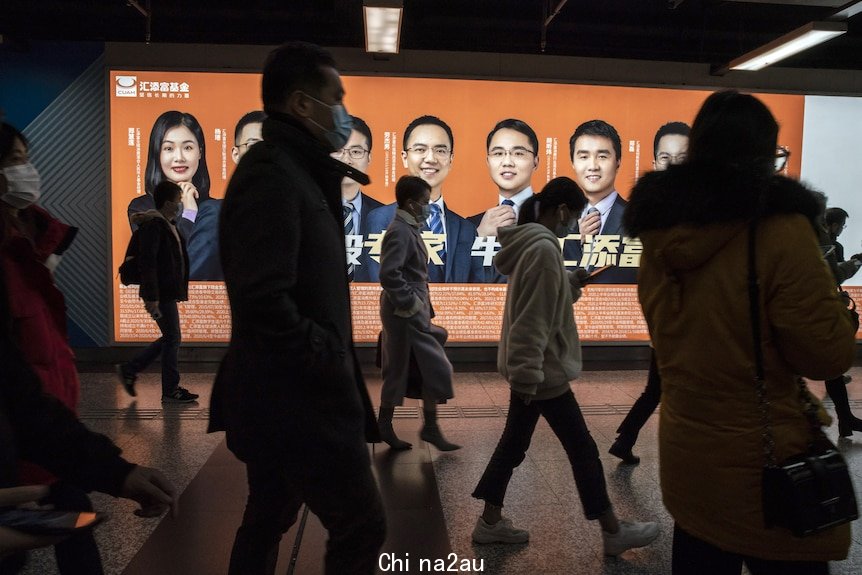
358 192 371 235
600 195 627 236
443 204 458 282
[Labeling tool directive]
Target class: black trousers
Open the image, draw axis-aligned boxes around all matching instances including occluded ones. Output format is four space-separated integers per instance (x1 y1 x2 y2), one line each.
825 375 854 425
672 524 829 575
126 299 181 395
615 349 662 448
229 451 386 575
473 389 611 519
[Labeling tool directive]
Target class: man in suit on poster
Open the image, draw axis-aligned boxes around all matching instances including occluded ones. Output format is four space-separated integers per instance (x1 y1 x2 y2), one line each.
468 118 540 283
330 115 383 282
565 119 636 284
186 110 265 281
365 115 482 283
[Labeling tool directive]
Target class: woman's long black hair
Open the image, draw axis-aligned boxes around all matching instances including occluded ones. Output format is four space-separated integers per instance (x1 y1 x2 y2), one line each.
143 111 210 201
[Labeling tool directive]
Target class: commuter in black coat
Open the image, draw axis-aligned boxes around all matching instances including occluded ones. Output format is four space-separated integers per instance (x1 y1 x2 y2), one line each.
207 42 385 575
118 181 197 403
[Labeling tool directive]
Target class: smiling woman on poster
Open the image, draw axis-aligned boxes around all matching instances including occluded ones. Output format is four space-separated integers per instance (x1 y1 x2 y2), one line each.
127 111 211 236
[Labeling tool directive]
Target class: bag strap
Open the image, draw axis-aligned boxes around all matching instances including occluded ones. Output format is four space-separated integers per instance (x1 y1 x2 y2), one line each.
747 220 778 467
748 220 826 469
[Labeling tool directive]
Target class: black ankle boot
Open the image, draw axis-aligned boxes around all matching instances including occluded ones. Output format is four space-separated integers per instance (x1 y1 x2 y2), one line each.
838 417 862 438
826 377 862 437
609 437 640 465
421 409 460 451
378 406 412 450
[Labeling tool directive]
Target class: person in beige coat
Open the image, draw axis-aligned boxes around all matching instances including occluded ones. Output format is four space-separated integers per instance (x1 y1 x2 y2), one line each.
471 177 660 556
625 90 857 574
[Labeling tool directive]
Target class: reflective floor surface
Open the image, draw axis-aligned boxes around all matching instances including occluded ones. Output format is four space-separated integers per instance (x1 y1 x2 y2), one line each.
19 367 862 574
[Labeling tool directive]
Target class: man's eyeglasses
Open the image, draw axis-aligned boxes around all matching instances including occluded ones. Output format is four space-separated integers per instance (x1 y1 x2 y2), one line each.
655 153 687 166
488 148 535 161
775 146 791 172
405 145 451 160
330 147 370 160
236 138 263 149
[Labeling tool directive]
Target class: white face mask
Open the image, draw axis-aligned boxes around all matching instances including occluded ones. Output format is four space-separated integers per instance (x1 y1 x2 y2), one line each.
1 162 42 209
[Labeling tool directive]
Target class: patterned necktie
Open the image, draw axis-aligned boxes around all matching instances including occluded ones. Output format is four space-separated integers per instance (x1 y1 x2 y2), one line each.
343 203 355 281
502 198 516 222
583 206 600 271
428 203 446 282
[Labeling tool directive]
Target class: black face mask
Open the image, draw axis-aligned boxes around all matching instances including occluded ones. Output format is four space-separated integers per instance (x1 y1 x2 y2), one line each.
555 216 577 238
409 201 431 221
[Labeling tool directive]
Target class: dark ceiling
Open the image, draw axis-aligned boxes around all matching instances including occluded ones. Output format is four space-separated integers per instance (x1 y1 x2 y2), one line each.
2 0 861 70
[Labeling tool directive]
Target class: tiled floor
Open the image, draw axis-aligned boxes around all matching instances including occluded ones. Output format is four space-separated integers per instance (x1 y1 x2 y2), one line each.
19 366 862 574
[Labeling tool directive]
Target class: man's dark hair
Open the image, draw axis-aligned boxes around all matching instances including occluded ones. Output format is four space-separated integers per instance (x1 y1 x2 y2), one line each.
826 207 850 226
153 180 182 210
653 121 690 158
351 115 373 153
518 177 587 226
568 119 621 163
486 119 539 155
395 176 431 208
261 42 337 116
403 115 454 154
234 111 266 144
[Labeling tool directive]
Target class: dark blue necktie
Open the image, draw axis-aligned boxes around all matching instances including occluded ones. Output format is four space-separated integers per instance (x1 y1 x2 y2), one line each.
502 199 515 207
427 204 446 282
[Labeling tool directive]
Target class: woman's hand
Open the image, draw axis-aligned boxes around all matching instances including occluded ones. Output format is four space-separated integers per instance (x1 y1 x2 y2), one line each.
178 182 199 213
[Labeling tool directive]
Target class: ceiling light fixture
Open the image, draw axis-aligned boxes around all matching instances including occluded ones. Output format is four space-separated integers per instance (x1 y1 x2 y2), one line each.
727 21 846 71
363 0 403 54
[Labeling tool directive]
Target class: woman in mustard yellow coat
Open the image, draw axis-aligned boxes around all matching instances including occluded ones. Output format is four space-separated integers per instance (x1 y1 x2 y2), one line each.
625 91 857 574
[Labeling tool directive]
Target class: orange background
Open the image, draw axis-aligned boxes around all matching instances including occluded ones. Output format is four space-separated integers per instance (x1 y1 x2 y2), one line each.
109 70 805 343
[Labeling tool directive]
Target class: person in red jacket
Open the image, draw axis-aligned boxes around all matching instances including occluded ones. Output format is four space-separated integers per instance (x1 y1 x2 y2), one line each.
0 249 178 573
0 121 102 573
0 122 78 411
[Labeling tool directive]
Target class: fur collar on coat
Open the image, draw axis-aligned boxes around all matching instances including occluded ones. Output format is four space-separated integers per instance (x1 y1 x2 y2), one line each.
623 164 825 237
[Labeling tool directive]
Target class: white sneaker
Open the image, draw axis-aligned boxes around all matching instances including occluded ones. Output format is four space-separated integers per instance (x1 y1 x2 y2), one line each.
602 520 660 556
472 516 529 544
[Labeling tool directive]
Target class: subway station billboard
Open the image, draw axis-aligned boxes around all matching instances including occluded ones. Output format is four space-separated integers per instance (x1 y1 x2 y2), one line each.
109 71 806 344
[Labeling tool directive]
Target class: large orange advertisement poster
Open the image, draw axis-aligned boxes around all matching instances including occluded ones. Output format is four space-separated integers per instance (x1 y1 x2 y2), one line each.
109 71 804 344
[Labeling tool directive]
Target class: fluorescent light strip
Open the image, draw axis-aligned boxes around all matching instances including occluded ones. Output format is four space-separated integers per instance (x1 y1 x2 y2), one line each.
729 21 846 71
364 5 403 54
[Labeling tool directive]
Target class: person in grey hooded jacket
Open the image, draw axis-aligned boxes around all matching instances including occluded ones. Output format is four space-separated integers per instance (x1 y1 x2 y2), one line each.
470 177 660 557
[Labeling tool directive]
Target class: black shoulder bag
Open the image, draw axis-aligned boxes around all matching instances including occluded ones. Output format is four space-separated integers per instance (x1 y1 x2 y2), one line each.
118 228 142 286
748 220 858 537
